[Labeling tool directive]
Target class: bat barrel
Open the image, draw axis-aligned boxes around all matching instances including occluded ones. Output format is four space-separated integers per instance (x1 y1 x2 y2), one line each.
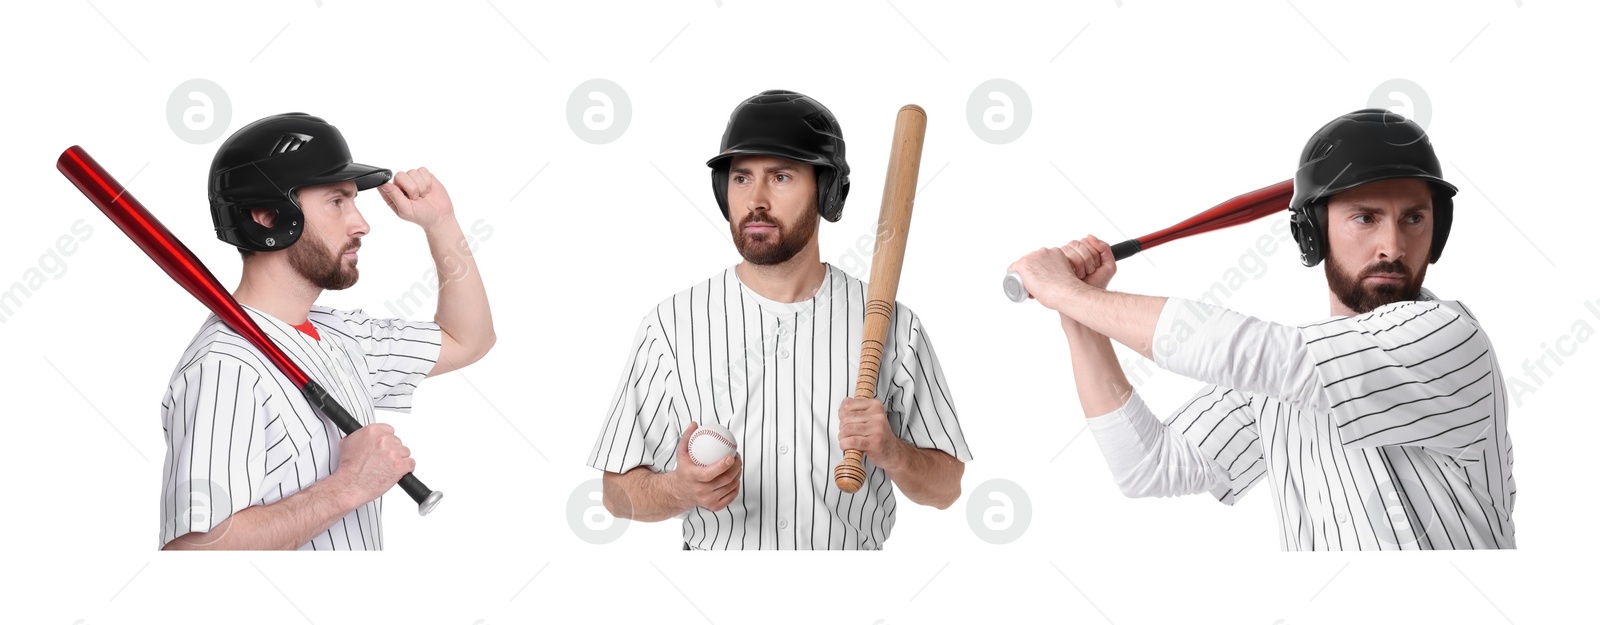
55 146 311 389
860 105 927 307
1139 179 1294 249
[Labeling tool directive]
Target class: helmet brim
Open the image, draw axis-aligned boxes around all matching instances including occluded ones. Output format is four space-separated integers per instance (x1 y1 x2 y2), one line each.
706 145 832 169
295 161 392 193
1320 166 1459 201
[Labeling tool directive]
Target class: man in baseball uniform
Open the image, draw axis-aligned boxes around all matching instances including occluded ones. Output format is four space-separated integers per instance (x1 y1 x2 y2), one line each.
160 113 496 550
589 90 971 549
1009 109 1514 550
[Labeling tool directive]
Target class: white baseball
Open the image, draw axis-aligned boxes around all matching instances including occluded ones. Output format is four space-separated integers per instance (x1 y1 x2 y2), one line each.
687 423 738 466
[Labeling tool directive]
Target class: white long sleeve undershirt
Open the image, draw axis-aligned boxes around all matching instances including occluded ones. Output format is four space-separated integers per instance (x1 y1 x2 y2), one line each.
1085 298 1331 498
1087 391 1233 498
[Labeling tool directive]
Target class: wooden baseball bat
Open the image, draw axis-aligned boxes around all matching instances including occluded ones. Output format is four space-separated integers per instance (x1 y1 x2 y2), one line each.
834 105 927 493
57 146 444 516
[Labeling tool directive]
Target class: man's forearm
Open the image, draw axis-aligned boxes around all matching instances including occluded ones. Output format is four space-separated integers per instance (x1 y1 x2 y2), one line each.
880 446 964 509
1061 315 1135 418
162 476 359 550
1055 282 1166 361
426 216 495 362
603 467 689 522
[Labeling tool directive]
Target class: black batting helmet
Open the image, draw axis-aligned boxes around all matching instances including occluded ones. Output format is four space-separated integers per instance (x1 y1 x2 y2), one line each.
208 113 390 252
1289 108 1458 267
706 90 851 222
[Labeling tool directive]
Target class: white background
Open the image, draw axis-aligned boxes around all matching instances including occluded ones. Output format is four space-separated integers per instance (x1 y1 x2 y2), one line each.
3 1 1595 623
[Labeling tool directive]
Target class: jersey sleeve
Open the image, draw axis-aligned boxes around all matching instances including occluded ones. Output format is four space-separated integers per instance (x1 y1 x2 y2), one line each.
1298 300 1496 450
159 356 272 547
324 308 444 412
1163 385 1268 505
588 315 684 474
884 305 972 462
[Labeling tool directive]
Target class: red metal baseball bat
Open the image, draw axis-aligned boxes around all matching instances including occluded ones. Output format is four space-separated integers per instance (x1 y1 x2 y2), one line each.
57 145 443 516
1003 179 1294 302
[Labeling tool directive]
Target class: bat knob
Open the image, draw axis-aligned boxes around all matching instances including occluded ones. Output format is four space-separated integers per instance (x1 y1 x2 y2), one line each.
418 490 444 516
834 449 867 493
1003 272 1028 303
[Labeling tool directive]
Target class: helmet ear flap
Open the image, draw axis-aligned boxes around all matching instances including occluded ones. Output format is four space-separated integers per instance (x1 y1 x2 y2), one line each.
1429 192 1453 264
835 177 850 218
235 204 303 250
213 192 305 251
711 166 731 220
817 168 848 222
1290 200 1327 267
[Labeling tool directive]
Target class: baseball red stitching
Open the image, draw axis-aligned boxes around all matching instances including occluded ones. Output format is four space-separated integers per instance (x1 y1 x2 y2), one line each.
690 429 737 465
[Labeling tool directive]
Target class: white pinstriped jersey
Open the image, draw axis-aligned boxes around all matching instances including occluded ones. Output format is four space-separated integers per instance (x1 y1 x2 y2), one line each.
589 264 972 550
159 305 441 550
1164 294 1516 550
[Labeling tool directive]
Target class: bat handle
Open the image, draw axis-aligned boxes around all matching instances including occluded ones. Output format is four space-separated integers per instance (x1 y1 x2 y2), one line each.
836 325 890 492
1003 238 1145 303
1109 238 1142 260
835 449 867 493
304 381 444 515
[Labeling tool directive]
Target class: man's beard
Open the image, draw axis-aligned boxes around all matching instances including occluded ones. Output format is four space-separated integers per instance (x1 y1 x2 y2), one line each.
732 208 817 266
288 233 360 291
1325 254 1426 314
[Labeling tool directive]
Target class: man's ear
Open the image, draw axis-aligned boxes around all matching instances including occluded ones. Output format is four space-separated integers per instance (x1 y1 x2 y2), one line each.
249 208 277 228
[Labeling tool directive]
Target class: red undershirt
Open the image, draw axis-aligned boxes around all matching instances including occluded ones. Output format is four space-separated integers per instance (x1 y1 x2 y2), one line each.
291 319 321 341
